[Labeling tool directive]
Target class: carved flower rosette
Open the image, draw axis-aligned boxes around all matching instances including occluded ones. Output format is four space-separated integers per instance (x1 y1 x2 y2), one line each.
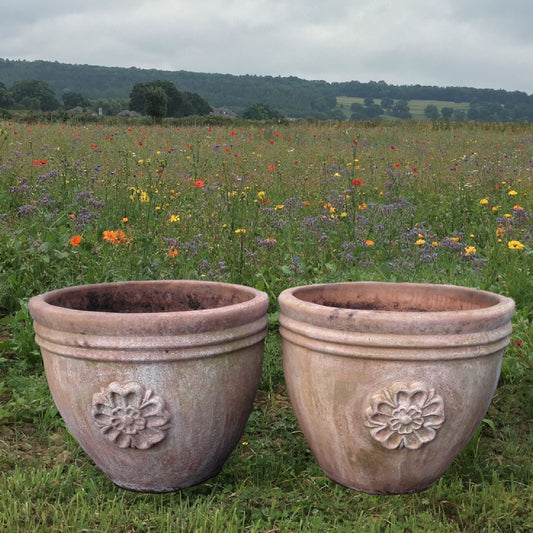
364 382 445 450
92 381 172 450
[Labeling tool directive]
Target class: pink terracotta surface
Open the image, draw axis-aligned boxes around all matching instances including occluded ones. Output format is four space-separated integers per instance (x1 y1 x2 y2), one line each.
279 282 515 494
29 280 269 492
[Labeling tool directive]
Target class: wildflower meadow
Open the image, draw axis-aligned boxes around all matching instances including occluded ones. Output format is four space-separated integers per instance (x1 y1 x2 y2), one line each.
1 118 532 531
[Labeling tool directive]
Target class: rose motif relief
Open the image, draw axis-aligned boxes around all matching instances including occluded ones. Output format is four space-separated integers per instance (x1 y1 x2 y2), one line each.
92 382 172 450
364 382 445 450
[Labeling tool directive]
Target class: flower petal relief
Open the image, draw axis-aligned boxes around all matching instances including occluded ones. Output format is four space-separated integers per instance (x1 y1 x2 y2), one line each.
364 382 445 450
92 382 172 449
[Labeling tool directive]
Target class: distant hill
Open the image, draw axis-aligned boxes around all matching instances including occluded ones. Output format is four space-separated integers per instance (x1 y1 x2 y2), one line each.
1 58 532 121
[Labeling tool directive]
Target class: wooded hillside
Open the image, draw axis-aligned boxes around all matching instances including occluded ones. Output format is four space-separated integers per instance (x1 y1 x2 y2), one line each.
1 58 532 121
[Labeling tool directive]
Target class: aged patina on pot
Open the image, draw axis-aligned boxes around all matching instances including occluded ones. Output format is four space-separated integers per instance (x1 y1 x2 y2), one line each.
29 280 269 492
278 282 514 494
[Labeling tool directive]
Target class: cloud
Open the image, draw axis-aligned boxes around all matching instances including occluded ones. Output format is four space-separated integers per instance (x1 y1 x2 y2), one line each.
1 0 532 93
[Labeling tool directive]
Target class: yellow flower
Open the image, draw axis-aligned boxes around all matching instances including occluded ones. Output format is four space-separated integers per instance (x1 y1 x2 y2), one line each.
274 204 284 210
139 191 150 203
257 191 266 199
235 228 247 234
169 214 180 223
464 246 476 256
432 241 439 247
496 226 505 237
508 190 518 196
415 239 426 246
508 240 524 250
479 198 489 205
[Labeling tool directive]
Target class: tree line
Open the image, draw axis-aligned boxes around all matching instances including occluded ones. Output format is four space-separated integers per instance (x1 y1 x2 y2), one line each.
1 58 532 122
0 78 212 120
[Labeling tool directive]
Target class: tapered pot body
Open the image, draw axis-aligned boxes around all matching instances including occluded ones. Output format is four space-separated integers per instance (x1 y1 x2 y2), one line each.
29 280 268 492
279 282 514 494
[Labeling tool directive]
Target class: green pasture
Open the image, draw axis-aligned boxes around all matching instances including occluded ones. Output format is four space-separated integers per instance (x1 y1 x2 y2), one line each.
336 96 470 120
0 118 531 532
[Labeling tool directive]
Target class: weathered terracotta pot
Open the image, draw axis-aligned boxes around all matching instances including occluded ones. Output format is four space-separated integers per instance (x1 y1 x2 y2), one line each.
278 282 514 494
29 280 268 492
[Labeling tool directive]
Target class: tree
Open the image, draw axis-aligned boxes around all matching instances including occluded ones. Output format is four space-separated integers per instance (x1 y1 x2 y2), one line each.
129 80 211 118
380 97 394 110
441 107 454 120
10 79 60 111
144 86 167 122
424 104 440 120
0 84 14 108
242 103 282 120
62 91 90 109
452 109 466 122
350 102 383 120
392 100 412 119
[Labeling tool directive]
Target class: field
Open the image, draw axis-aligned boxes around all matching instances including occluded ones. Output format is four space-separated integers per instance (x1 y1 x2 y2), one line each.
336 96 470 120
0 118 532 532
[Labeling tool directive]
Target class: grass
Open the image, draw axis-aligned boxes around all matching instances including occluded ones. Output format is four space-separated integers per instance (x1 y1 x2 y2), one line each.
336 96 470 120
0 117 532 531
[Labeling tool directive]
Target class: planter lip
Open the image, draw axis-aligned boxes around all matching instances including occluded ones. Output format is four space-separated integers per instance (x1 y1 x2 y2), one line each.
29 279 269 336
278 281 515 334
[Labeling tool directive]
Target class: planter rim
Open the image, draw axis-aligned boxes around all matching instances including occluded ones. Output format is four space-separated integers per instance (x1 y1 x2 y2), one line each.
29 280 269 336
278 281 515 335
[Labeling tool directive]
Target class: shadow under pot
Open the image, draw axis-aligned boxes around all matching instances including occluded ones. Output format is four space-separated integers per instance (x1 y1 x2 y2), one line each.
29 280 269 493
278 281 514 494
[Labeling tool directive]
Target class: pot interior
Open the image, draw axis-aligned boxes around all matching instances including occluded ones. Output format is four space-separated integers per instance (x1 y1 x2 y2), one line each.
292 283 501 313
44 282 254 313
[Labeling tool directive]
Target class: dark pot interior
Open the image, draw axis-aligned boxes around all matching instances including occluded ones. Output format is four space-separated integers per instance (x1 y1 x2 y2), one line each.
292 283 501 313
44 282 254 313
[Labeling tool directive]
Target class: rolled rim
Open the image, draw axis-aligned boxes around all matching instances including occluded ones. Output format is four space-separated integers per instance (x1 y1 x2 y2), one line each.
278 281 515 335
29 280 269 336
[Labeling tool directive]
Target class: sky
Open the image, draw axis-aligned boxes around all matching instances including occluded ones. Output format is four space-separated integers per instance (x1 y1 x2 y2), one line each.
2 0 532 94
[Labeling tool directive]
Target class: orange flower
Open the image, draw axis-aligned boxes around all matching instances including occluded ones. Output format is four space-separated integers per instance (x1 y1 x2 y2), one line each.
69 235 82 246
168 248 179 258
103 230 128 244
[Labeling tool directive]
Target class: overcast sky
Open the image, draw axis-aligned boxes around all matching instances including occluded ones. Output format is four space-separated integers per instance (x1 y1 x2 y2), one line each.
2 0 532 94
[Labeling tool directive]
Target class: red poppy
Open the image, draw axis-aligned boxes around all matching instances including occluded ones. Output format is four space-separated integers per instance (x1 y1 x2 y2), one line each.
194 179 205 188
352 178 363 186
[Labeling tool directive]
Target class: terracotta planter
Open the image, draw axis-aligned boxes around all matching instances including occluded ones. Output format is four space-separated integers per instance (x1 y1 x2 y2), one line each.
278 282 514 494
29 280 268 492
